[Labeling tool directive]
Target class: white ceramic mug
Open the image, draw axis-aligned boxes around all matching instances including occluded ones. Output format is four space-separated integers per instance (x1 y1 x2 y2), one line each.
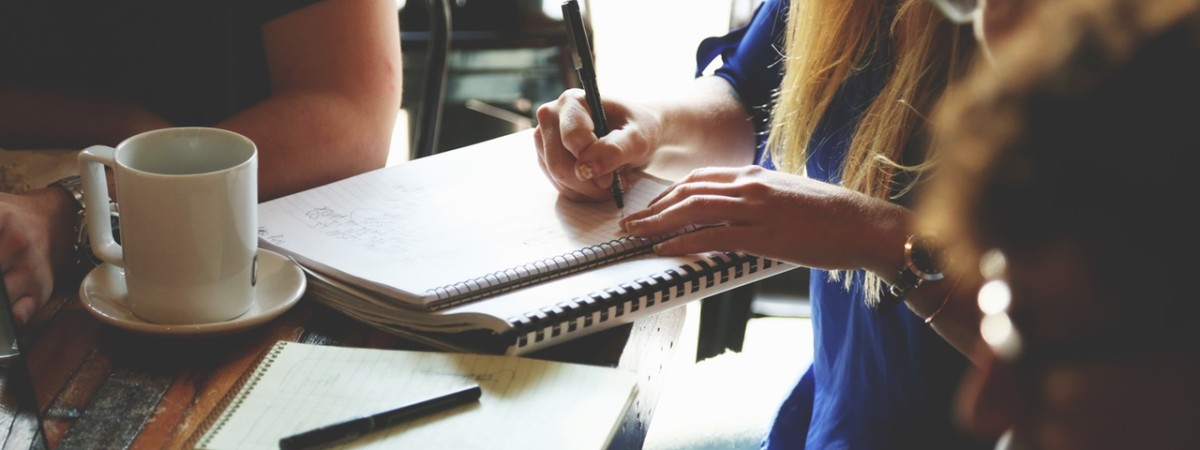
79 127 258 325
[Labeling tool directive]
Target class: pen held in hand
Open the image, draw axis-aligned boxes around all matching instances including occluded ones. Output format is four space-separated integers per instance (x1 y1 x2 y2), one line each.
610 171 624 209
563 0 624 210
278 384 482 450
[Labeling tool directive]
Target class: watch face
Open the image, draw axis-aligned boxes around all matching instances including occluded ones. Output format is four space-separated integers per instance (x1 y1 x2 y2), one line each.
909 235 946 281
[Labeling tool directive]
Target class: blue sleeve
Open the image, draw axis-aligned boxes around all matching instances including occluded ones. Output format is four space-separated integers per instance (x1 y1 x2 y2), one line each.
695 0 789 140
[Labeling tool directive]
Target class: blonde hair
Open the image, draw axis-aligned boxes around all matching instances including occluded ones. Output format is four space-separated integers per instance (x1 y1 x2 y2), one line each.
766 0 974 306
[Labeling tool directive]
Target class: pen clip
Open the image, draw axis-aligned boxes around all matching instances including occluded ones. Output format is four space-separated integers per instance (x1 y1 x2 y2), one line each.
564 1 587 71
571 51 583 71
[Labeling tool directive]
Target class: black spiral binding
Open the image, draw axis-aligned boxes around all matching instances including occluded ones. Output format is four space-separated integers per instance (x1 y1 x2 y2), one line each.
426 226 702 309
503 252 772 350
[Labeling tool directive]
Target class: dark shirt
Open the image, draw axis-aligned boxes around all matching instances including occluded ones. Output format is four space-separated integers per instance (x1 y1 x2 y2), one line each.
0 0 324 126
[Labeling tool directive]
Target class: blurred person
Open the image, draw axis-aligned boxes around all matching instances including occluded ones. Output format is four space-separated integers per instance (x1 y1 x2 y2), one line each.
922 0 1200 448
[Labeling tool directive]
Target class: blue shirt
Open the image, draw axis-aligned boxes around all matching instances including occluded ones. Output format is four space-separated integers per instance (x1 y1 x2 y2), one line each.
698 1 992 448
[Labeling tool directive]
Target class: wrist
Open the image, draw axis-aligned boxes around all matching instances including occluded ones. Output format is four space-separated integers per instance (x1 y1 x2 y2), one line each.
887 233 948 300
33 183 82 274
50 176 118 273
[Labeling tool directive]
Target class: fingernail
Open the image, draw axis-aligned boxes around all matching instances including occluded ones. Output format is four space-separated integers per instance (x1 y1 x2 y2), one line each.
13 296 35 328
575 163 595 181
621 218 639 234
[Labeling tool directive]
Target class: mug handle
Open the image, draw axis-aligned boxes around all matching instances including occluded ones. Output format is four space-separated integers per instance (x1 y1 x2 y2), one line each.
78 145 122 267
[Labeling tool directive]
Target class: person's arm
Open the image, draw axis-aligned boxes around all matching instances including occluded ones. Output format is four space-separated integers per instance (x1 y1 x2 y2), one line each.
220 0 402 201
534 74 756 202
824 205 984 362
534 0 787 201
637 76 758 178
903 266 986 364
617 166 984 361
0 87 172 149
0 187 79 327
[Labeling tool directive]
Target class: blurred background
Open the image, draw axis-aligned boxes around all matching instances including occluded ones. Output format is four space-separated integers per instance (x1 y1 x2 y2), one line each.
391 0 754 162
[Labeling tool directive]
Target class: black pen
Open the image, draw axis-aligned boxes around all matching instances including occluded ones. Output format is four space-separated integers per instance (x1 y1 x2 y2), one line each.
278 384 482 450
563 0 625 209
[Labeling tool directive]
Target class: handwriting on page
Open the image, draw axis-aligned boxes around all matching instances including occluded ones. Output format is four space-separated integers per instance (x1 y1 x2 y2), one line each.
273 177 660 255
257 147 672 294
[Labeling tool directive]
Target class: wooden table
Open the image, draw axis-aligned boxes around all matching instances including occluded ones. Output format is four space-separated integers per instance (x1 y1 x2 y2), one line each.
0 276 691 449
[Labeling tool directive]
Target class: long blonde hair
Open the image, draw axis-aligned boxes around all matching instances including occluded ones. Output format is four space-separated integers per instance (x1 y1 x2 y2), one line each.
766 0 974 305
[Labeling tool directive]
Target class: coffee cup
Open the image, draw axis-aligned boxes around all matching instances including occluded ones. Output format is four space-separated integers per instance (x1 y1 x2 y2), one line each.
79 127 258 325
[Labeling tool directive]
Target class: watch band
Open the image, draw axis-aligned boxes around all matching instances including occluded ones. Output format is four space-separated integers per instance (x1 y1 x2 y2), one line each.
887 234 946 300
53 174 85 206
889 268 923 299
51 175 117 268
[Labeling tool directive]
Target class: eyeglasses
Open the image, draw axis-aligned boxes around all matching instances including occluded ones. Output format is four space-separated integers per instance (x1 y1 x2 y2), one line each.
928 0 981 25
977 249 1180 371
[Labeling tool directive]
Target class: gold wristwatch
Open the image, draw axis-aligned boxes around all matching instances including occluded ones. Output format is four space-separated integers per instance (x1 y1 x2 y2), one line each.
888 233 946 299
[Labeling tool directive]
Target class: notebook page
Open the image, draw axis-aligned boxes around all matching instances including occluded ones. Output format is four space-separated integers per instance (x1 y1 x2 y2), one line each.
196 341 637 450
258 132 671 306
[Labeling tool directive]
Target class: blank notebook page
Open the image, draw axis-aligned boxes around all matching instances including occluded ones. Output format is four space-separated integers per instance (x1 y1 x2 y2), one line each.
195 341 637 450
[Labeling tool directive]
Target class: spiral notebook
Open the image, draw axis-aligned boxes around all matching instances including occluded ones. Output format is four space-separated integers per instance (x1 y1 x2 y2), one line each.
191 341 637 449
257 131 796 354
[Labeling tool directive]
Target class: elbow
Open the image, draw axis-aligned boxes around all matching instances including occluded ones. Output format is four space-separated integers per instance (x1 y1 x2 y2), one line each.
356 63 403 170
329 110 394 178
332 74 402 175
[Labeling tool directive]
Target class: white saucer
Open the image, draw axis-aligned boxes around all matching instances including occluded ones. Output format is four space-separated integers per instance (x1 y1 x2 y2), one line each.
79 248 306 338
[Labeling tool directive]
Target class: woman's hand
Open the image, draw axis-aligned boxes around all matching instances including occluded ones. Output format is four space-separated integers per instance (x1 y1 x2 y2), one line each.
533 89 663 202
533 77 758 202
619 166 909 274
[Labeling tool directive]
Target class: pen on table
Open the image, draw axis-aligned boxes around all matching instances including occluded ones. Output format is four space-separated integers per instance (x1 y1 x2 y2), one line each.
278 384 481 450
562 0 625 210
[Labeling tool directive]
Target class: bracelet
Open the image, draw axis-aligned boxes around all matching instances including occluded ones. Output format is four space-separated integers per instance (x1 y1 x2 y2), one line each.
923 275 962 324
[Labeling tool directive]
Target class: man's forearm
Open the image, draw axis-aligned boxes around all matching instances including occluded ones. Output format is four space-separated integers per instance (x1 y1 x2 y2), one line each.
217 89 397 201
0 87 171 149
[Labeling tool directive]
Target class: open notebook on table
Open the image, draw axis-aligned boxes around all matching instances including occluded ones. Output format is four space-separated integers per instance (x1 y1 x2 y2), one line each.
257 131 797 354
191 341 637 450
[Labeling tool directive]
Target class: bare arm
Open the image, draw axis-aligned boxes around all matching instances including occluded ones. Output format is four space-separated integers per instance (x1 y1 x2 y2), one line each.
903 266 986 364
843 206 985 362
619 167 984 363
220 0 402 200
640 76 757 178
0 0 402 202
0 88 172 149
